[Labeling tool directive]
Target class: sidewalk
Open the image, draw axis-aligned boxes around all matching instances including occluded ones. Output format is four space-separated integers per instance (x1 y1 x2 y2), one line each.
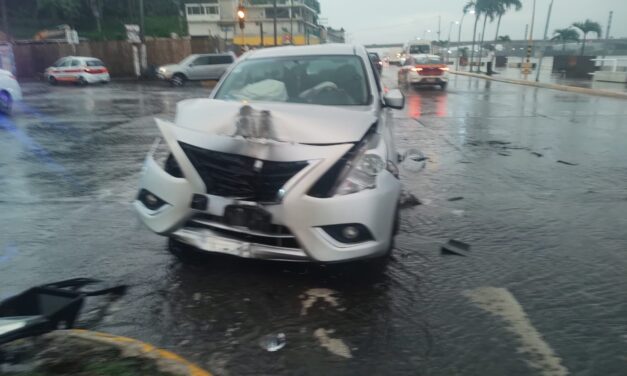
452 68 627 100
456 56 627 95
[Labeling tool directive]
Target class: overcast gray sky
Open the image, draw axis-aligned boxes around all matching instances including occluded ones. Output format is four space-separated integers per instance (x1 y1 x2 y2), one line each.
321 0 624 44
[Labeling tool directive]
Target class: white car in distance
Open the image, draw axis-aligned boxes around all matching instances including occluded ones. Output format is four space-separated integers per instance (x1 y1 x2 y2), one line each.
45 56 110 85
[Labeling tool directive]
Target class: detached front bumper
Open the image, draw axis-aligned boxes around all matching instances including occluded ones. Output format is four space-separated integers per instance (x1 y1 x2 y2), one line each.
134 123 401 263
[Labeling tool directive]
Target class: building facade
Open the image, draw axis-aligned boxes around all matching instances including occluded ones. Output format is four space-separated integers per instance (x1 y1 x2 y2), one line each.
184 0 329 46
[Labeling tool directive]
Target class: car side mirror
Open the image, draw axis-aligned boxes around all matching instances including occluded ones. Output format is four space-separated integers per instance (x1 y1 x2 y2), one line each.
383 89 405 110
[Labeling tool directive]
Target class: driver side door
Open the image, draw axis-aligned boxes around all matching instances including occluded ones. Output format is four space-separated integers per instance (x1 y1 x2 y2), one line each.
186 56 211 80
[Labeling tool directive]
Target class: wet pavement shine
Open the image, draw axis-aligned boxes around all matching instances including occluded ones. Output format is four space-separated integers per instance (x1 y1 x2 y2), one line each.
1 71 626 376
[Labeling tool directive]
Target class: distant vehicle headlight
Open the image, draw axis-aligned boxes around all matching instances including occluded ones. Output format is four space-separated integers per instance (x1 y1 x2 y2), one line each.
158 67 166 74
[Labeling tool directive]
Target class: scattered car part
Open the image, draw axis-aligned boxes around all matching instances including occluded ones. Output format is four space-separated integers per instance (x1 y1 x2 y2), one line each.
0 278 126 345
441 239 471 256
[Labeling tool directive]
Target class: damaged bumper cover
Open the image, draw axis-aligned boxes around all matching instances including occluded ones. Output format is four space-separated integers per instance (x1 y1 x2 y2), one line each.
134 118 400 263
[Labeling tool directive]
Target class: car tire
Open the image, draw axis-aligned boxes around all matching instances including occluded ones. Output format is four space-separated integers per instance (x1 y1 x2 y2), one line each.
0 90 12 115
77 76 88 86
171 73 186 87
440 83 448 90
48 76 58 86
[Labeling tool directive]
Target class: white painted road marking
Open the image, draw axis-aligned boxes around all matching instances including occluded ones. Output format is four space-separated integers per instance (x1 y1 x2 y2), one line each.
314 328 353 359
464 287 569 376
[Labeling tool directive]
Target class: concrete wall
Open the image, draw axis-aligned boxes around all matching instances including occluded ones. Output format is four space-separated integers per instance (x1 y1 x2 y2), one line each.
12 37 220 78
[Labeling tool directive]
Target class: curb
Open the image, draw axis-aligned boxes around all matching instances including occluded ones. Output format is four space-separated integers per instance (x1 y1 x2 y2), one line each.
51 330 212 376
451 70 627 100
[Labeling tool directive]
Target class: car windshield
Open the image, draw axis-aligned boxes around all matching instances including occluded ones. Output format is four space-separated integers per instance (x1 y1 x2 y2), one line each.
215 55 370 106
86 59 104 67
409 45 430 54
415 55 442 64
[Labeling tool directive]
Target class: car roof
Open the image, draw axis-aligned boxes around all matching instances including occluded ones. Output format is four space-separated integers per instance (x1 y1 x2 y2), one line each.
60 56 102 61
245 44 363 60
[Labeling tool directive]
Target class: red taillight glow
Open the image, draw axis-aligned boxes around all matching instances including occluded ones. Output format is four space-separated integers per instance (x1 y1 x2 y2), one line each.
411 67 423 72
84 67 108 74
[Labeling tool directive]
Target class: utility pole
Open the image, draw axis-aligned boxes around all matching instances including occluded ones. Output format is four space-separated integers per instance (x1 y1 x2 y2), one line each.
605 10 613 39
289 0 293 43
139 0 145 42
257 22 264 47
0 0 8 38
523 0 536 78
535 0 553 82
600 10 613 67
273 0 278 46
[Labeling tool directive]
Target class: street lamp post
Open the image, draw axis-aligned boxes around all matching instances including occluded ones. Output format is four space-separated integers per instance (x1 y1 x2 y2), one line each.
456 8 474 71
422 29 431 40
447 21 458 64
523 0 537 78
535 0 554 82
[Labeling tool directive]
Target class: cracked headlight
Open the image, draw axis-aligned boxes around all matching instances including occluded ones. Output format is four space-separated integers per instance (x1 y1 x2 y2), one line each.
149 138 182 178
334 152 386 196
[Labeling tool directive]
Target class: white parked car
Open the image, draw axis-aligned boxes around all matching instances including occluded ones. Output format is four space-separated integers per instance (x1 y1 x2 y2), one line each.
0 69 22 114
44 56 110 85
157 53 236 86
135 44 405 264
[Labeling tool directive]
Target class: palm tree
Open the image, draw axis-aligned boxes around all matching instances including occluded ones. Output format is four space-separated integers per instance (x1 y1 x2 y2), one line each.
465 0 480 72
493 0 522 45
477 0 500 71
497 35 511 42
551 28 579 51
572 19 602 55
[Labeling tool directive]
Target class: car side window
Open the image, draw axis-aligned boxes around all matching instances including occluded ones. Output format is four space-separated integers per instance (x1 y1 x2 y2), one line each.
59 60 72 68
53 59 66 67
71 60 80 67
214 55 233 64
192 56 211 66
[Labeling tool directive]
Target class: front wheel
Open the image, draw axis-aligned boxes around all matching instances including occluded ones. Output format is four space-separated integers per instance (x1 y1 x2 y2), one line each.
440 83 448 90
170 73 186 87
48 76 58 86
77 76 88 86
0 91 12 115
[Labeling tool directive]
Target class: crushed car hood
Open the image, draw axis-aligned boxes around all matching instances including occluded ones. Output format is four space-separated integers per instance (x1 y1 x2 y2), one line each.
174 99 377 145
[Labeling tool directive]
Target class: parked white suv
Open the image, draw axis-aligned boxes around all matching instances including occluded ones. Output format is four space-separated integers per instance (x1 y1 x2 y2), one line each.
157 53 236 86
135 44 405 264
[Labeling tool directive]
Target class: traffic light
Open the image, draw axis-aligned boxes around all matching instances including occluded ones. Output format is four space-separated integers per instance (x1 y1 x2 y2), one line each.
237 5 246 30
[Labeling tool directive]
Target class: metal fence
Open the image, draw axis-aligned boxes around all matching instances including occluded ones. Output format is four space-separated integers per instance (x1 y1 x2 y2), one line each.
12 36 221 78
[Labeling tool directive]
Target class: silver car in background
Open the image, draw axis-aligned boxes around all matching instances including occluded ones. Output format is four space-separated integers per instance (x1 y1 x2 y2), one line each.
157 53 236 86
135 44 405 264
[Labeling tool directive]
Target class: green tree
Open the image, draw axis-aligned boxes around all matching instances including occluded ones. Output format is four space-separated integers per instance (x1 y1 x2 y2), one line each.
493 0 522 45
497 35 511 42
36 0 83 21
572 19 602 55
552 28 579 51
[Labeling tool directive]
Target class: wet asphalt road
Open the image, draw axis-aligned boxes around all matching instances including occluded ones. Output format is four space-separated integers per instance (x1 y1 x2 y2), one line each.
1 70 627 376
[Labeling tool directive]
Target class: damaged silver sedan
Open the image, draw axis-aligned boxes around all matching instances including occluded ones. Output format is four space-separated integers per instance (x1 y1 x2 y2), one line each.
134 44 405 263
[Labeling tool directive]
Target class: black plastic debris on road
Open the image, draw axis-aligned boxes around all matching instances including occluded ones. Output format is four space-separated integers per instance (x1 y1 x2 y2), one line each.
531 152 543 157
447 197 464 202
441 239 471 257
399 191 422 208
557 160 578 166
